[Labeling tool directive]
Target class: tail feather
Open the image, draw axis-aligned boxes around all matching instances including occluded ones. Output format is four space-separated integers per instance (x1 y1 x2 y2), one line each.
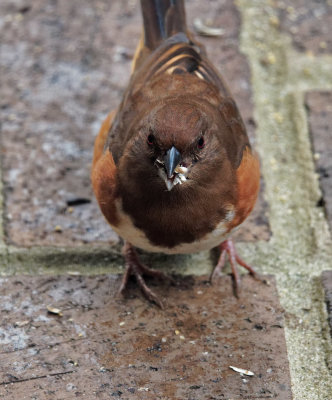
140 0 187 50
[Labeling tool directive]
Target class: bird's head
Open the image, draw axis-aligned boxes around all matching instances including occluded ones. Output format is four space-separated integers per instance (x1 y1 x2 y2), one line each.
116 96 248 202
144 101 211 192
120 99 234 193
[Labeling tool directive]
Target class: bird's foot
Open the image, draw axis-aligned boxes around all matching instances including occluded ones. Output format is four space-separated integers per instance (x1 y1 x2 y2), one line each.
118 242 169 308
210 239 259 297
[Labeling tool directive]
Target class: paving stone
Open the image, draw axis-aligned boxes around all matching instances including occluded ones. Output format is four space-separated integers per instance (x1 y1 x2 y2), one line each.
0 0 270 247
305 91 332 230
322 270 332 338
0 274 292 399
276 0 332 55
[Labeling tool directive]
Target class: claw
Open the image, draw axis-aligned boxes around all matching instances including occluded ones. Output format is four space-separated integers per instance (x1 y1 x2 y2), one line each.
210 239 259 297
118 242 169 308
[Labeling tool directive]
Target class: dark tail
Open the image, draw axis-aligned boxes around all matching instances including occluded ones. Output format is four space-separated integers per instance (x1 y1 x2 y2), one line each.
140 0 187 50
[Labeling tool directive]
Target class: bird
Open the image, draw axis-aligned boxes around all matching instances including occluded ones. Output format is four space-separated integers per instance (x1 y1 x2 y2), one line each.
91 0 260 308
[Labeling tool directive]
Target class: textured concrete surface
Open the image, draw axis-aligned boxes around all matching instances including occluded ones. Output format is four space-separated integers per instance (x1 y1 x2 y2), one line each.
0 275 292 400
237 1 332 398
0 0 331 399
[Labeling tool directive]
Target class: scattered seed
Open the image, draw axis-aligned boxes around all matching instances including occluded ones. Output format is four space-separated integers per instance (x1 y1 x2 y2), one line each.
67 271 80 276
272 112 284 123
14 320 29 327
229 365 254 376
305 50 314 58
193 18 224 37
54 225 63 233
47 305 63 316
267 52 276 64
119 321 125 326
286 6 295 14
269 15 280 27
174 165 188 175
269 157 277 166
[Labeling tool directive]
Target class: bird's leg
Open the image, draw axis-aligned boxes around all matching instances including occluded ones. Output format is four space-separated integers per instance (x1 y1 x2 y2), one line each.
210 238 259 297
118 242 169 308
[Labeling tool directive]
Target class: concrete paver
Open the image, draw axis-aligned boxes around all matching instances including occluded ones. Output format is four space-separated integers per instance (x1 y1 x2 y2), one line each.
238 1 332 399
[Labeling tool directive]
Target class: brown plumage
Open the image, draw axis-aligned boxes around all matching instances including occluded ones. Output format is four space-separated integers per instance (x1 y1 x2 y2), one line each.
91 0 260 307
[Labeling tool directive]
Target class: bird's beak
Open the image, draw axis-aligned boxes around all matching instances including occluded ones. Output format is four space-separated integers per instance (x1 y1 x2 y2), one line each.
164 146 182 178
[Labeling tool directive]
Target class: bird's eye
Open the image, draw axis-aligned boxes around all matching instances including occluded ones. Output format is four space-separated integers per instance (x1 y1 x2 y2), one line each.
147 134 155 145
197 136 205 149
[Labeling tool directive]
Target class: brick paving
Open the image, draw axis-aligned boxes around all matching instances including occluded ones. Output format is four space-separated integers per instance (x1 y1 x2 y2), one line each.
0 0 331 399
306 91 332 230
277 0 332 55
0 275 292 400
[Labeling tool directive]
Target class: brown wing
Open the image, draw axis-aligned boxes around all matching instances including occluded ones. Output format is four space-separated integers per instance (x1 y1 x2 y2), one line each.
91 111 119 227
228 148 260 231
92 110 115 168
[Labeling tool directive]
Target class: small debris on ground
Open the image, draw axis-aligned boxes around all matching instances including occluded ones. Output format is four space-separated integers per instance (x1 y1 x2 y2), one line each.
47 305 63 316
229 365 255 376
193 18 224 37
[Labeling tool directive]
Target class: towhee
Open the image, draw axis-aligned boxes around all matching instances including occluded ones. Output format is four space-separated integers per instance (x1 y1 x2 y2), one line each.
91 0 260 307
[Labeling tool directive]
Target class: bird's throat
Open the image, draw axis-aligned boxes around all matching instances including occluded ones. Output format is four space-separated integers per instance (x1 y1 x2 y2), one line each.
157 166 187 191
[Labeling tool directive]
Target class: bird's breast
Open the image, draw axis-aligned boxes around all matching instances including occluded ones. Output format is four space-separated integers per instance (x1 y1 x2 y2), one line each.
111 198 236 255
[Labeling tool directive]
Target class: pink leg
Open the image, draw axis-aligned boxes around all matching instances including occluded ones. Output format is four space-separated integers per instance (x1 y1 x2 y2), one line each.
210 239 259 297
118 242 170 308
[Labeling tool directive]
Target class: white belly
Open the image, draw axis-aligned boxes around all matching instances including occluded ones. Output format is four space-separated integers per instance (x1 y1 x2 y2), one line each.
112 199 235 254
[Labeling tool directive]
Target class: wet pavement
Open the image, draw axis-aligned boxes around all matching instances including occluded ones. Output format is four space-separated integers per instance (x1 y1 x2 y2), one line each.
0 275 291 399
0 0 331 399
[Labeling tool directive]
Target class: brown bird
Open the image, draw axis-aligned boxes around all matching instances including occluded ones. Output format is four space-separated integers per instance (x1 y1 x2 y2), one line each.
91 0 260 307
